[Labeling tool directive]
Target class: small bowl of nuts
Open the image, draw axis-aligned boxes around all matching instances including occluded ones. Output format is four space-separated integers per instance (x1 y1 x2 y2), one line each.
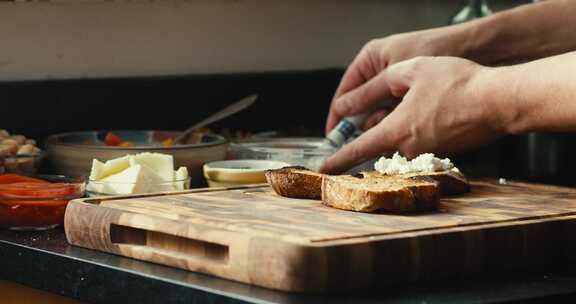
0 130 44 175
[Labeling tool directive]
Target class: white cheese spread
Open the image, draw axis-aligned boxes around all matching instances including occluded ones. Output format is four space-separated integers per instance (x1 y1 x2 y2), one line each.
374 152 456 175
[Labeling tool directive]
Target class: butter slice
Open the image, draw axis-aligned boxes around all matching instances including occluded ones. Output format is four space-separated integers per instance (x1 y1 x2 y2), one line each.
139 164 170 193
89 159 105 181
175 166 188 180
129 153 174 181
100 165 143 194
173 166 189 190
85 179 105 195
88 153 190 195
101 156 131 178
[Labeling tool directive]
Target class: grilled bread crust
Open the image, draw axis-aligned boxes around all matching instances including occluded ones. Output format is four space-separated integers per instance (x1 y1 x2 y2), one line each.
264 166 323 199
360 170 470 196
321 175 439 213
266 167 468 213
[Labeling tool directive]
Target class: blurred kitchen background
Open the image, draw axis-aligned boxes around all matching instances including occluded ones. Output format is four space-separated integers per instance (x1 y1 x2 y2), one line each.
2 0 572 185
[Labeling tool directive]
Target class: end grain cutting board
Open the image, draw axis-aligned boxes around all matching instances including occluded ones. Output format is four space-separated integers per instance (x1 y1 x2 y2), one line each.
65 179 576 292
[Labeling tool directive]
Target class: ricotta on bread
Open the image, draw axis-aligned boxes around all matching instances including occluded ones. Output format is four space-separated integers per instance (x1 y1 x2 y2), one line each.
374 152 458 175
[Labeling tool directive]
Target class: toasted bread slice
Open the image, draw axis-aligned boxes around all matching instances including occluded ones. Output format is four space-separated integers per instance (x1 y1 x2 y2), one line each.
360 170 470 196
265 166 324 199
266 166 465 213
407 170 470 195
322 174 440 213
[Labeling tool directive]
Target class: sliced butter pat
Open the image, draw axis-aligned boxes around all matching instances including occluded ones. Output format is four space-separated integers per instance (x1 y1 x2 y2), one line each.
89 159 105 181
173 166 189 191
139 164 171 193
86 179 105 195
100 165 145 194
175 166 188 180
101 163 175 194
129 152 174 181
101 156 131 178
88 152 190 195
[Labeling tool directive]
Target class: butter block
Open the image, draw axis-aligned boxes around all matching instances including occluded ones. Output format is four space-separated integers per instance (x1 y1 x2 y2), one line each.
87 152 190 195
86 180 105 195
101 165 144 194
89 159 105 181
139 164 170 193
129 152 174 181
101 156 131 178
173 166 189 190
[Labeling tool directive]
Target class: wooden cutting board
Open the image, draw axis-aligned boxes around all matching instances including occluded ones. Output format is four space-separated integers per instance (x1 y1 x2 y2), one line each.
64 179 576 293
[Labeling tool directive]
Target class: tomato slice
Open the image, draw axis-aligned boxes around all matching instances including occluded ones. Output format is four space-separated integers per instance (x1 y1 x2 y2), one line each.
0 174 49 184
105 132 123 146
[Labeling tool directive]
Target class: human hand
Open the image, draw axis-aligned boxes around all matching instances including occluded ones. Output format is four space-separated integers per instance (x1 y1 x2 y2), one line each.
326 27 468 133
321 56 507 174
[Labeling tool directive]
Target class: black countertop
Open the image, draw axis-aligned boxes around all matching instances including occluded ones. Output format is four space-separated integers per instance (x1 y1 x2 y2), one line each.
2 228 576 304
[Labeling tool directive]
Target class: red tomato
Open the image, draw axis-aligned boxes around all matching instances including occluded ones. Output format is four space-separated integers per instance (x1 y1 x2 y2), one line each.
105 132 123 146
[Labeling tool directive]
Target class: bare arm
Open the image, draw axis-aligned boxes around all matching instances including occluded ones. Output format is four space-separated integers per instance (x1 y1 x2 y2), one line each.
462 0 576 65
483 51 576 134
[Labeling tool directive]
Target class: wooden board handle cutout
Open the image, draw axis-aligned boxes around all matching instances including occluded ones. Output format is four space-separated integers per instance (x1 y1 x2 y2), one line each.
109 224 229 264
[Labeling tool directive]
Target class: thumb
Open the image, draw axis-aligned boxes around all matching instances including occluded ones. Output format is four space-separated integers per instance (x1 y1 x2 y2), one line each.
320 89 418 174
319 116 401 174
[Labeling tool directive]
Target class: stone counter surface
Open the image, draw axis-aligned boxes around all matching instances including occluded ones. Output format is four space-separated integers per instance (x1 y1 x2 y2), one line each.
1 228 576 303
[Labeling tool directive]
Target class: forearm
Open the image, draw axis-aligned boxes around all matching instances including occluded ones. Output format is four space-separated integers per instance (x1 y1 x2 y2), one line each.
455 0 576 65
480 51 576 134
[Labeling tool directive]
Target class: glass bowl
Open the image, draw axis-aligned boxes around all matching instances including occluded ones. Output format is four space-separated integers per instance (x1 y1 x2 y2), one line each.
228 137 337 171
0 152 45 175
0 174 85 231
86 177 191 196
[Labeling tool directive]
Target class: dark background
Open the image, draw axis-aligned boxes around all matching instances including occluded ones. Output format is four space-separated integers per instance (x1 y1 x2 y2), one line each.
2 69 576 186
0 69 341 139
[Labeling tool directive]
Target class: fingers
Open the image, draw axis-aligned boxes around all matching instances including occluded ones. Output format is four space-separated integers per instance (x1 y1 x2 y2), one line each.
320 119 400 174
386 57 424 97
333 70 395 119
362 109 391 131
326 43 382 134
333 41 381 99
326 57 423 134
321 58 432 173
320 69 421 174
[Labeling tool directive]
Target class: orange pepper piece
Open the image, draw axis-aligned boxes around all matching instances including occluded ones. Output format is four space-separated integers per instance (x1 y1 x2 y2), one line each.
162 138 174 147
119 142 135 147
